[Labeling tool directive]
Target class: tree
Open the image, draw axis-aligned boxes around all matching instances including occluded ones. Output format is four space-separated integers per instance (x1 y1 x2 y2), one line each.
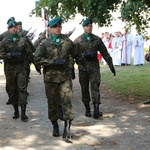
32 0 150 35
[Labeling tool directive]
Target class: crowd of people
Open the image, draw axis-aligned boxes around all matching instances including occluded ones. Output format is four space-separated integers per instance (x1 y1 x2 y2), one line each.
100 30 145 66
0 16 149 144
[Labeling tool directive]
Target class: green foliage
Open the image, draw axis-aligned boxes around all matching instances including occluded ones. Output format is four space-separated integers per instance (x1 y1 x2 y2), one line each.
120 0 150 35
101 64 150 100
32 0 150 35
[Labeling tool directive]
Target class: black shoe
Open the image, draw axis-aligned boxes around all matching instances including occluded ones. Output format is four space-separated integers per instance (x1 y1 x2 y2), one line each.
21 104 28 122
93 103 103 119
121 63 125 66
62 120 73 143
12 104 19 119
21 115 28 122
12 112 19 119
6 100 11 105
84 103 92 117
52 121 60 137
143 99 150 105
93 111 103 118
27 91 29 95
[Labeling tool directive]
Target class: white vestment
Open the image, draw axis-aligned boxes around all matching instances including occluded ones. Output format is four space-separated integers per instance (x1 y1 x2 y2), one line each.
112 37 122 66
133 34 145 65
121 33 133 65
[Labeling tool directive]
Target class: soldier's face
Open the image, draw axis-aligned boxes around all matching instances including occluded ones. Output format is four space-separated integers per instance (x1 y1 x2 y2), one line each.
50 25 62 36
17 25 22 32
83 24 92 34
8 26 18 35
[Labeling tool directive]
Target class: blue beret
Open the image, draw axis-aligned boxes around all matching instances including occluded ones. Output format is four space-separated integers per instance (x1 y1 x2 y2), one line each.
48 17 62 27
82 18 93 27
17 21 22 25
7 17 15 24
7 20 18 29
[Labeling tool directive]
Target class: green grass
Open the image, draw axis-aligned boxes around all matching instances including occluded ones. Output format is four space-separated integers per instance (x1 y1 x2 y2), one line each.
101 63 150 100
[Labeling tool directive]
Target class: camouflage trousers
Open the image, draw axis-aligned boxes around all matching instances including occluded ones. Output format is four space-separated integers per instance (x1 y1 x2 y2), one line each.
5 64 28 105
45 79 74 122
79 69 101 104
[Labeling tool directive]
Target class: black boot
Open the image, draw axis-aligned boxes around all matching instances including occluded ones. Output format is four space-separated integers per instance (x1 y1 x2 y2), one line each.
12 104 19 119
93 103 103 119
84 103 92 117
59 105 63 121
143 99 150 104
21 104 28 122
51 121 60 137
6 99 11 105
62 120 73 143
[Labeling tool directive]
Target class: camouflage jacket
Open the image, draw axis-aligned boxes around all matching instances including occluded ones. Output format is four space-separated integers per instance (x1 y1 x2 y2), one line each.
0 30 9 41
33 33 46 49
34 34 81 83
0 32 34 65
74 33 113 71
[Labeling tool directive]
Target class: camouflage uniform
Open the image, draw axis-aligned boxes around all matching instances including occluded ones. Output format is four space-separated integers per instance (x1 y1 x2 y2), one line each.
33 32 47 49
0 33 33 106
74 33 114 105
0 30 12 104
34 34 80 122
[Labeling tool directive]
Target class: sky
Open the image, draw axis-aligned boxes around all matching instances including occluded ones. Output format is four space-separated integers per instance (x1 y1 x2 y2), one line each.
0 0 141 39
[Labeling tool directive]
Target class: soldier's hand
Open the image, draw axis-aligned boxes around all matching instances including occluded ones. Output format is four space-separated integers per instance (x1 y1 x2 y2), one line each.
8 52 21 58
109 66 116 76
54 58 66 65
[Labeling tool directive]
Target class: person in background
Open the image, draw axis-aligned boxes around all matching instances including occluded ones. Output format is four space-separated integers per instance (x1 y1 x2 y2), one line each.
112 31 122 66
0 20 34 122
74 18 116 119
121 28 133 66
108 33 115 58
0 17 15 105
133 32 145 66
34 17 82 142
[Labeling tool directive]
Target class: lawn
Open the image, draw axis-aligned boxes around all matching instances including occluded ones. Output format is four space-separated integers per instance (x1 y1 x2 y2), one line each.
101 62 150 101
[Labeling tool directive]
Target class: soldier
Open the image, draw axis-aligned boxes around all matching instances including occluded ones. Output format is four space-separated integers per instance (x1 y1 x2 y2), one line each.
0 20 34 122
74 18 116 119
0 17 15 41
17 21 32 85
0 17 15 105
34 17 82 142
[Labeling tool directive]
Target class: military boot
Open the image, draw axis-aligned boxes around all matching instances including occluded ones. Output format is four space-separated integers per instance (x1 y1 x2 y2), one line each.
51 121 60 137
143 99 150 104
62 120 73 143
59 105 63 121
84 103 92 117
93 103 103 119
12 104 19 119
21 104 28 122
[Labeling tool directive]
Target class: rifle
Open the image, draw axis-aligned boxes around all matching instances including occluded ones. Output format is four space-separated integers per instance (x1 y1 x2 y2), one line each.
27 29 36 41
65 27 76 37
23 27 32 37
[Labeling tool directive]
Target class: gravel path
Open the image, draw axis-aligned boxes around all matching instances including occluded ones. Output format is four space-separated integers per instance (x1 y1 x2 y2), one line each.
0 65 150 150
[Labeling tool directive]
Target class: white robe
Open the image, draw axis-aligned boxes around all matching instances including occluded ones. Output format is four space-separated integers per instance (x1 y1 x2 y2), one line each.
121 33 133 65
112 37 122 66
133 34 145 65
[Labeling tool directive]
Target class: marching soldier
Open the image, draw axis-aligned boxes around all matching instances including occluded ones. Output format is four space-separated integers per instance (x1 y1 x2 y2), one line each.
0 17 15 105
74 18 116 119
0 20 35 122
34 17 82 142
